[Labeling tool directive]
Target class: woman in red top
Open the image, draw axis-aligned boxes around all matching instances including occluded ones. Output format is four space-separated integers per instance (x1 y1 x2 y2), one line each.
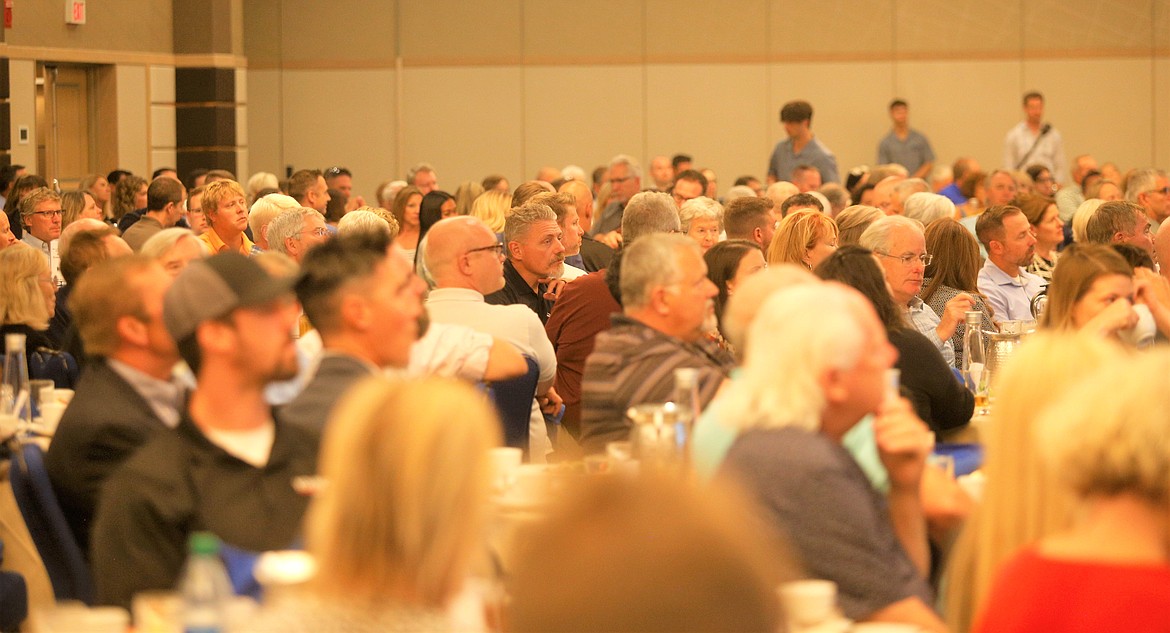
974 350 1170 632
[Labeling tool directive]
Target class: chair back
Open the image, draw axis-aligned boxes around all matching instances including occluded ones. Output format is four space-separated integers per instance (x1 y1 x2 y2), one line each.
8 443 93 604
485 356 539 457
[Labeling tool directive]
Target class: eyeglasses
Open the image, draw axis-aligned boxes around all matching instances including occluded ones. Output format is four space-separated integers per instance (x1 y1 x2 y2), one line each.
466 243 505 257
608 176 633 185
28 209 63 218
1149 187 1170 195
297 227 331 238
875 251 932 267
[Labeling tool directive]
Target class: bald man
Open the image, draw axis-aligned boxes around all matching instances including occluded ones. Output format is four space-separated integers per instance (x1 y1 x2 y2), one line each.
424 216 559 462
559 179 613 272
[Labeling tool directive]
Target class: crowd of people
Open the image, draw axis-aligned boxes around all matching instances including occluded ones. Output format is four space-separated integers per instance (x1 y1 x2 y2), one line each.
1 89 1169 632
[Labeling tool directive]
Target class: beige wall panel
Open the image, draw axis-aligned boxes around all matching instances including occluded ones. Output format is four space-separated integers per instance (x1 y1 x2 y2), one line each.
152 150 178 173
150 66 175 104
236 149 249 184
1023 58 1153 171
243 0 283 66
236 70 247 106
278 0 397 65
400 0 521 63
894 0 1021 56
1159 0 1170 52
523 0 643 62
115 65 149 176
6 1 171 53
645 65 771 189
1155 58 1170 168
892 60 1020 172
1022 0 1152 54
236 106 249 148
646 0 767 61
280 69 397 202
769 62 895 178
244 71 285 180
522 66 644 184
770 0 893 58
401 66 523 190
10 60 37 170
151 105 176 148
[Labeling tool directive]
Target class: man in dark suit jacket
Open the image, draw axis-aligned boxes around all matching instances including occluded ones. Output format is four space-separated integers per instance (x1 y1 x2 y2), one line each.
45 256 184 553
279 231 425 431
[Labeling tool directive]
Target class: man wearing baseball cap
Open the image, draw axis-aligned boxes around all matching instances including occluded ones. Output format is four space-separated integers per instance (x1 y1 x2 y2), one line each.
90 252 321 609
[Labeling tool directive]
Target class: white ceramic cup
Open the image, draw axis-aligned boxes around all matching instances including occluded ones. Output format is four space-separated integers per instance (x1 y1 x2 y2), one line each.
489 447 523 492
778 579 837 626
38 402 67 434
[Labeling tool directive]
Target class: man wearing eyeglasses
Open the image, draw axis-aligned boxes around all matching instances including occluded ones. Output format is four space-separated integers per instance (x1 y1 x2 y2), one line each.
20 187 63 285
591 154 642 248
266 207 331 264
1126 168 1170 234
861 216 974 366
976 205 1045 324
122 177 187 252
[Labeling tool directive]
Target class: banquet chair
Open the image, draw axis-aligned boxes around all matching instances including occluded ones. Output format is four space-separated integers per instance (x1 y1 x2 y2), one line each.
486 356 539 458
8 443 93 604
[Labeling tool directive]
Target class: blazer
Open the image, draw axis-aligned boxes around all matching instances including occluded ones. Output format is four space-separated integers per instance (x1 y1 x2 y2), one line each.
277 354 376 432
45 358 174 553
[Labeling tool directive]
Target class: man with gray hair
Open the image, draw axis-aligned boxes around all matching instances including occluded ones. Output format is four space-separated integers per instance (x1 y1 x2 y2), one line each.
248 193 301 251
265 207 331 264
591 154 642 246
406 162 437 194
1084 199 1155 261
579 233 734 454
484 202 566 324
1125 168 1169 233
861 216 972 365
546 191 681 441
19 186 64 285
888 178 929 216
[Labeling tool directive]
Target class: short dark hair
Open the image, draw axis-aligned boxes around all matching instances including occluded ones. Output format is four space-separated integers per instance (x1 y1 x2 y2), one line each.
61 225 118 285
324 166 352 181
781 192 822 216
1086 200 1144 245
107 169 132 186
1023 91 1044 105
732 175 760 187
671 154 692 170
184 168 208 190
889 99 908 110
975 205 1024 250
146 176 185 212
673 169 708 193
724 196 773 240
296 231 393 335
780 100 813 123
287 169 323 204
1112 242 1154 270
0 165 24 191
151 167 176 179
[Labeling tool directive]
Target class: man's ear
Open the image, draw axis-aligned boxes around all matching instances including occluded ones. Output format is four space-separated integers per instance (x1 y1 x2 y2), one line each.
115 314 149 348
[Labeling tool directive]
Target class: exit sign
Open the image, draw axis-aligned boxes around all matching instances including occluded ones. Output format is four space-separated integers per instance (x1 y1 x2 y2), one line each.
66 0 85 24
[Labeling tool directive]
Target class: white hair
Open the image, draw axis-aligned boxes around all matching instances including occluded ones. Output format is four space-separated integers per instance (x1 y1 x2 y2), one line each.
720 284 868 432
561 165 588 182
859 215 925 252
246 172 279 198
267 207 324 256
620 233 696 311
723 186 758 203
337 209 391 237
678 196 724 233
249 193 301 239
1071 198 1105 243
141 227 205 259
609 154 642 179
902 192 956 225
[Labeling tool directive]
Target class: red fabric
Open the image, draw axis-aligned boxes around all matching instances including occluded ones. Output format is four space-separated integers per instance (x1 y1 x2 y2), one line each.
974 547 1170 633
544 270 619 435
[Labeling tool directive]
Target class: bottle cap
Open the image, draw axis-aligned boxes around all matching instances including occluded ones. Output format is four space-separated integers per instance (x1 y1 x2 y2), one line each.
4 333 25 352
188 531 221 556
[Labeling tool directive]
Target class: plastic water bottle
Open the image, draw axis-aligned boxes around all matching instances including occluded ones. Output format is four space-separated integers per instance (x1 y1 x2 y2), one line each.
179 532 234 633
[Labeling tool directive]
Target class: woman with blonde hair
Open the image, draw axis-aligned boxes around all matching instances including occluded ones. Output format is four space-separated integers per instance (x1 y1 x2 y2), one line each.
60 190 104 230
835 204 883 246
79 173 112 216
110 175 148 224
453 180 485 217
767 208 838 270
921 217 994 368
944 333 1125 632
973 350 1170 631
470 189 512 235
247 377 501 632
1070 198 1104 243
0 244 56 363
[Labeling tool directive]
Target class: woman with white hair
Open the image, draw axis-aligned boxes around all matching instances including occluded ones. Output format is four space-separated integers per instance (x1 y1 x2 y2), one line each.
973 350 1170 632
902 192 955 225
679 196 723 254
246 377 501 632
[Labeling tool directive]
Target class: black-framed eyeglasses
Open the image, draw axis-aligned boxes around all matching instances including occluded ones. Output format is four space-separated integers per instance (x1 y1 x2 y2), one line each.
466 243 505 257
875 250 932 267
325 166 351 178
28 209 63 218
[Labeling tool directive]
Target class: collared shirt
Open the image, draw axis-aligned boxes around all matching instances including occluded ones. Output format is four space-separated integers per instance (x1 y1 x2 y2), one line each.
978 260 1046 324
877 128 935 175
906 297 954 366
484 259 554 324
197 226 256 256
22 232 62 286
767 136 840 184
106 358 184 429
939 182 967 205
1003 122 1067 183
121 215 164 252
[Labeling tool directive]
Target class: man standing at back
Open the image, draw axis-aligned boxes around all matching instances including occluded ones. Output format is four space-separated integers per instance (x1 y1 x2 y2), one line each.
1003 91 1066 182
122 177 187 252
877 100 935 180
767 100 839 186
91 253 319 609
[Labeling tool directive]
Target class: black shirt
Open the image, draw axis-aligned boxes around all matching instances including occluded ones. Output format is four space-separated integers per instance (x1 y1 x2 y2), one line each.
485 259 554 324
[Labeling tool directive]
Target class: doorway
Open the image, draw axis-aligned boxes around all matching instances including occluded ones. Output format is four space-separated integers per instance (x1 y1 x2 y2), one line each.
35 63 99 191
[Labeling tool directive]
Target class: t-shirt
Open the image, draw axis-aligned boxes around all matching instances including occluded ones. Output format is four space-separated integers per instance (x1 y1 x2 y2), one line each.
974 547 1170 633
721 427 932 621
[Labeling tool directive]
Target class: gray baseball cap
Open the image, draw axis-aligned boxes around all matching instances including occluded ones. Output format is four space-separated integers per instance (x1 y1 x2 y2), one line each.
163 252 295 341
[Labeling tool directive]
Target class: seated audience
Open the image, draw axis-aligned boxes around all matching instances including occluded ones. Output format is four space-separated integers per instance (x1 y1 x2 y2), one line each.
902 192 955 225
141 228 207 278
767 208 838 270
247 193 301 251
18 187 64 285
196 180 255 255
724 195 776 250
469 189 511 235
484 202 566 324
703 240 766 351
1083 199 1155 261
390 185 424 261
835 204 884 246
265 207 331 264
678 196 723 254
921 218 994 368
121 177 187 252
1014 193 1063 281
973 349 1170 632
246 377 500 632
0 244 56 367
558 178 613 272
975 205 1045 324
60 190 103 230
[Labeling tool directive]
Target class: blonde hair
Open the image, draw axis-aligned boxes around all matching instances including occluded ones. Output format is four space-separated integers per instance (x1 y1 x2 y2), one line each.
767 209 838 268
306 377 500 607
200 179 247 222
835 204 883 246
1039 243 1132 331
470 189 512 234
1070 198 1104 243
0 243 52 330
944 332 1126 632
